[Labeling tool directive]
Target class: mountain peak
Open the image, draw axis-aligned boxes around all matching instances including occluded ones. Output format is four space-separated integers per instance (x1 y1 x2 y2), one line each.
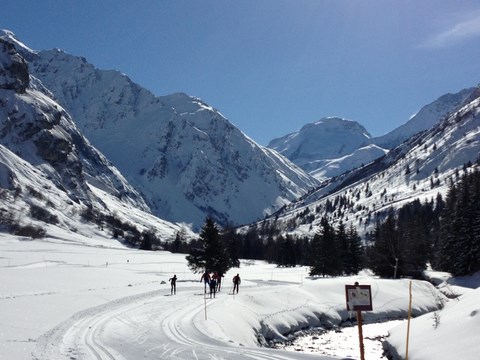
0 30 36 55
312 116 368 131
268 117 372 172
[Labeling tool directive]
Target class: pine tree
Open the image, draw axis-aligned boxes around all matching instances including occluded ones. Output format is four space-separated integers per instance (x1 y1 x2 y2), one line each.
336 221 348 273
368 211 402 278
220 225 241 269
435 170 480 276
264 236 277 264
435 180 458 271
172 232 182 253
139 230 153 250
277 235 297 267
345 224 363 275
186 218 236 275
397 199 430 277
309 217 339 277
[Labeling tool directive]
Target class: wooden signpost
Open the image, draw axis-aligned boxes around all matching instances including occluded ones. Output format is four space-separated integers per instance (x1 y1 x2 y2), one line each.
345 282 373 360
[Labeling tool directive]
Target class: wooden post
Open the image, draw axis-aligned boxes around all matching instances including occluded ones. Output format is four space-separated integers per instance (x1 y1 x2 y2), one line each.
406 281 413 360
356 310 365 360
204 293 207 320
346 282 372 360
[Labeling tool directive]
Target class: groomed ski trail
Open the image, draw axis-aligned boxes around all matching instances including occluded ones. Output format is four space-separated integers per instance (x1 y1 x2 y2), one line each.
33 285 334 360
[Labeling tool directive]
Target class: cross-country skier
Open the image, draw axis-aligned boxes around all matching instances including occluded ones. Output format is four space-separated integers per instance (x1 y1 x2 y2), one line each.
209 277 217 298
169 274 177 295
232 273 241 294
200 271 211 294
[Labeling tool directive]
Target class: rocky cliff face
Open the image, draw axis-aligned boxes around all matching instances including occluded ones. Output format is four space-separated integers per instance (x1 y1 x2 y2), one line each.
0 38 29 93
0 35 149 212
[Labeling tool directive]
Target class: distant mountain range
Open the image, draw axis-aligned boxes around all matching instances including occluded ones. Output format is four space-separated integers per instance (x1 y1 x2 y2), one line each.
268 88 476 181
1 29 479 239
248 85 480 239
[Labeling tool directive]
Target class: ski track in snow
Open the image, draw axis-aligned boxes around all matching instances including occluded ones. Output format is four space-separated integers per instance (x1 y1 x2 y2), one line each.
33 290 160 360
33 287 330 360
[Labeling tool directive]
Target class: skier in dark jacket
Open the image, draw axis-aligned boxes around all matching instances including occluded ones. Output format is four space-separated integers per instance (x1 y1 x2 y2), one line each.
209 278 217 298
169 274 177 295
232 273 241 294
200 271 210 294
216 272 224 292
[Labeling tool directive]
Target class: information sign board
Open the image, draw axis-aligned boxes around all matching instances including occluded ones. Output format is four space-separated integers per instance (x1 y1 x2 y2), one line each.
345 283 373 311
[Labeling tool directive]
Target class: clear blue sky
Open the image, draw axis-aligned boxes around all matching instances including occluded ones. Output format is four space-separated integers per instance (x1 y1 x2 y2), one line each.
3 0 480 145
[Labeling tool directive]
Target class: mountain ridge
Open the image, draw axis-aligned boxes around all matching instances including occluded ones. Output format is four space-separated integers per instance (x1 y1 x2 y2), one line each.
2 29 480 240
268 87 476 181
247 86 480 239
0 30 318 229
0 37 192 242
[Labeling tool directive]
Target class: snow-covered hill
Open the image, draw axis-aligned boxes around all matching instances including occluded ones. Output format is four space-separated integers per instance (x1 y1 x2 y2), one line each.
249 84 480 239
0 30 318 229
0 36 193 242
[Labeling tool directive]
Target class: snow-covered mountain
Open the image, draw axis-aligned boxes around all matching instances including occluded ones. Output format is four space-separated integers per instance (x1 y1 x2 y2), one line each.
0 30 318 229
374 87 477 149
0 36 193 241
269 89 477 181
268 117 387 180
247 84 480 239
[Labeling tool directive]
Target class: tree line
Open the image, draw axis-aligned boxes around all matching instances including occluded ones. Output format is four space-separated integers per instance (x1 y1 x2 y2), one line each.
172 169 480 279
368 169 480 278
181 216 364 277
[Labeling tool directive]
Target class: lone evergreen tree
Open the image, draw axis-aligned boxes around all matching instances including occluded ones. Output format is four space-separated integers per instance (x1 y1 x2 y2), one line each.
186 218 238 275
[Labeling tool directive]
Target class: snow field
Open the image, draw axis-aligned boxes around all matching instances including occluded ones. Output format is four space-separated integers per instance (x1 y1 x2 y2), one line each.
1 232 451 359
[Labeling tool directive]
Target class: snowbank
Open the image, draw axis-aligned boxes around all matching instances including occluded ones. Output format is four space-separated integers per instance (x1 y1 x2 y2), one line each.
384 272 480 360
199 276 444 348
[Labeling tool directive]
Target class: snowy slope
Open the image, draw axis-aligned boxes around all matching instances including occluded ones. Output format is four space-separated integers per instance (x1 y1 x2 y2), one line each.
0 30 318 229
0 37 193 242
249 85 480 239
309 144 388 180
383 272 480 360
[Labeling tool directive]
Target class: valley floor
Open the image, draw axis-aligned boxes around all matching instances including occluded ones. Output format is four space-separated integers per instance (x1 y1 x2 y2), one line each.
1 231 477 359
